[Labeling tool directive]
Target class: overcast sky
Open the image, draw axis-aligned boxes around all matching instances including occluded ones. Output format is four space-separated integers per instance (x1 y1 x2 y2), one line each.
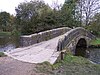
0 0 65 15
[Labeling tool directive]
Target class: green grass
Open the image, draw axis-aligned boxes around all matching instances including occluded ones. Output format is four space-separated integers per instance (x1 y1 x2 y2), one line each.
35 54 100 75
0 32 11 36
91 38 100 45
0 52 6 57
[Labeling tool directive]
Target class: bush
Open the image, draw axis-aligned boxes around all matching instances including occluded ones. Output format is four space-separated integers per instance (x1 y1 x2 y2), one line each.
11 29 21 36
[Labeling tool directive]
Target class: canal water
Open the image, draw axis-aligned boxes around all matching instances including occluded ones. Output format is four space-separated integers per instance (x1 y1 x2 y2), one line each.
0 35 19 52
88 48 100 64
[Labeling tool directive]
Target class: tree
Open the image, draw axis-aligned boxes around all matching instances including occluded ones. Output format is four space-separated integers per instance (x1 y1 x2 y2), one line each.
76 0 100 26
15 0 53 34
87 13 100 36
51 0 62 10
60 0 80 28
0 12 12 31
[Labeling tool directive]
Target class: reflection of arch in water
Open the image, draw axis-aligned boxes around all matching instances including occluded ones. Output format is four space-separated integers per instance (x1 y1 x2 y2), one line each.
75 38 87 57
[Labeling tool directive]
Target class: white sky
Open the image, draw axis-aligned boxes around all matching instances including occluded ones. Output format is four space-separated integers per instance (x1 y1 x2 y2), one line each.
0 0 65 15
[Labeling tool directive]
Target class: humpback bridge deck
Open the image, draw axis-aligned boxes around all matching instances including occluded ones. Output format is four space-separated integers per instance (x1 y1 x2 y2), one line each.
5 34 64 64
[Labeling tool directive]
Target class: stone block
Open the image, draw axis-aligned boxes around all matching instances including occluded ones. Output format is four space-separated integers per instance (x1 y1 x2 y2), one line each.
31 33 39 44
20 35 32 47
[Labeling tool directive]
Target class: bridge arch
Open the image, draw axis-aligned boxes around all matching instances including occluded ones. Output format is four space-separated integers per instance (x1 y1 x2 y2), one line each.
75 38 87 57
57 27 95 59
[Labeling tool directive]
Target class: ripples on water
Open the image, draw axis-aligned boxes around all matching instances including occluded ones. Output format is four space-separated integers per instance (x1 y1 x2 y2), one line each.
88 48 100 64
0 44 16 52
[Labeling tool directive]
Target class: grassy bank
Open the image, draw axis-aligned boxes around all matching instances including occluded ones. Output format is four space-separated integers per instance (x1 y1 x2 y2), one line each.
0 52 6 57
0 30 20 36
0 32 11 36
35 54 100 75
89 38 100 48
91 38 100 45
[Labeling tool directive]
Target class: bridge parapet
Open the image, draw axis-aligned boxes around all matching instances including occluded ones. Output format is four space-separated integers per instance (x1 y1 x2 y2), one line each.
57 27 95 51
20 27 71 47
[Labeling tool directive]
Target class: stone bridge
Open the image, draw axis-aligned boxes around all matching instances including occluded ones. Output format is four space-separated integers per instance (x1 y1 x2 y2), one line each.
4 27 95 64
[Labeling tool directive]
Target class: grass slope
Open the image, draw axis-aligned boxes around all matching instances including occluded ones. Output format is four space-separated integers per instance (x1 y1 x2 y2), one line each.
91 38 100 45
35 54 100 75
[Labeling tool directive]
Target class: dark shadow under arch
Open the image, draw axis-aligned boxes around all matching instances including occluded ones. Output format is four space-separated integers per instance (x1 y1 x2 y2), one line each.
75 38 87 57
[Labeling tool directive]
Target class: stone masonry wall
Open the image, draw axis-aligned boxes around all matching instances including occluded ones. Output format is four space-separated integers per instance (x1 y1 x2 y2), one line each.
20 27 71 47
57 27 96 51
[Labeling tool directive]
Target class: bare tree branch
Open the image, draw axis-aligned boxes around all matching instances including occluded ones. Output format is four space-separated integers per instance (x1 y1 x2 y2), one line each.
77 0 100 25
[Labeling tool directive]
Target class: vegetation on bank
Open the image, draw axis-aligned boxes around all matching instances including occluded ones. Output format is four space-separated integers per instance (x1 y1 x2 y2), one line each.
0 52 6 57
35 54 100 75
0 29 21 37
0 32 11 36
90 38 100 47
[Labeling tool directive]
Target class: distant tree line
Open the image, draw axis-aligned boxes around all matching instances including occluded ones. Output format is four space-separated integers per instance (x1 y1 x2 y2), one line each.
0 0 100 36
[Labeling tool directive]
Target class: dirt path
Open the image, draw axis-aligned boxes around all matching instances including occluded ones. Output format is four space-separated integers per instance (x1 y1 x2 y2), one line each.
0 57 38 75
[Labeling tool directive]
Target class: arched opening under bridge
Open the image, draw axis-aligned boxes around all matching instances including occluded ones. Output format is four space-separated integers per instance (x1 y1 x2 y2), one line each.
75 38 87 57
